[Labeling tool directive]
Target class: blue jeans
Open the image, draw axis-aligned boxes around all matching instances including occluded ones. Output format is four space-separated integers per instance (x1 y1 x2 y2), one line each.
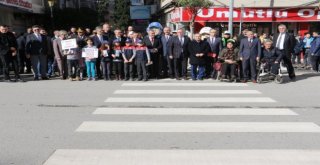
85 61 96 78
191 65 205 79
47 57 54 76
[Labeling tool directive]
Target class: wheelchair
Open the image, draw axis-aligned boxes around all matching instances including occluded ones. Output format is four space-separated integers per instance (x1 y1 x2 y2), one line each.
215 59 241 83
256 60 287 84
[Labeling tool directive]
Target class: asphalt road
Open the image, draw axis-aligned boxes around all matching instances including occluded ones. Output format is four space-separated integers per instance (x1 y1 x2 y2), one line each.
1 71 320 165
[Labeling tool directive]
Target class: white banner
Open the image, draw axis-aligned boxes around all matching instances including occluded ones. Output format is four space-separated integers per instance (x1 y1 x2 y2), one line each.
82 48 99 58
61 39 77 50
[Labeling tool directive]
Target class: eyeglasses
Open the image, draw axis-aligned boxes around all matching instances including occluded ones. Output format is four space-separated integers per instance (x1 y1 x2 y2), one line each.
34 29 40 31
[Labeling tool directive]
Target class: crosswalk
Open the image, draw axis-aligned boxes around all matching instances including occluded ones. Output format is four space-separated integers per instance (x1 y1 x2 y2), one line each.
43 81 320 165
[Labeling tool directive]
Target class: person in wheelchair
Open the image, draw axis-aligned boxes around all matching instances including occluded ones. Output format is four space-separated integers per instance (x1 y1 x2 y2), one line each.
218 40 239 81
261 40 283 75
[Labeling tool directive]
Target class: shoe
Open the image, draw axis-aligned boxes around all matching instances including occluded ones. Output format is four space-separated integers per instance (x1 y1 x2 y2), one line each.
143 79 148 81
42 77 49 80
75 76 80 81
4 79 16 83
183 76 188 80
138 78 143 81
16 78 26 82
241 80 247 83
69 77 73 81
87 77 91 81
92 78 96 81
34 77 39 81
176 77 181 80
252 80 257 83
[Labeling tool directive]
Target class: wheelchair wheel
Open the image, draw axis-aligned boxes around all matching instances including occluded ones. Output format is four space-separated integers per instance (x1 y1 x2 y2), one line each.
274 75 283 84
257 77 263 84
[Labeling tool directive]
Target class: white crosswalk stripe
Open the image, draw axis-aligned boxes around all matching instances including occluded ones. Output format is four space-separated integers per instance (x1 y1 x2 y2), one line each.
76 121 320 133
122 82 248 87
105 97 276 103
93 108 298 116
44 149 320 165
114 90 261 94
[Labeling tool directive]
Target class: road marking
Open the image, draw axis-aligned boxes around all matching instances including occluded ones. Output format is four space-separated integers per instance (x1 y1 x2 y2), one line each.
44 149 320 165
76 122 320 133
93 108 298 116
114 90 261 94
105 97 276 103
122 83 248 87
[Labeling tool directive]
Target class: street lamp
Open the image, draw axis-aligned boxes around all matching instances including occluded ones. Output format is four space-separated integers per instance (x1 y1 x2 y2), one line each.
47 0 56 29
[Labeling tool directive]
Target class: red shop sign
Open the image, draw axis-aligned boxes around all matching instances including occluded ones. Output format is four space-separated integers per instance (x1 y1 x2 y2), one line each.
171 7 320 22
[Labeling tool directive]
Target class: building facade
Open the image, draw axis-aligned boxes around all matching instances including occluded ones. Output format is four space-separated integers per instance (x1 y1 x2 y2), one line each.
0 0 45 33
161 0 320 36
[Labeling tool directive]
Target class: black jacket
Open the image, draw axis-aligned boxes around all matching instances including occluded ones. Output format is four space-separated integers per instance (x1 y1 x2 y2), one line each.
0 32 17 56
25 33 49 55
143 36 162 55
272 32 296 57
188 40 210 65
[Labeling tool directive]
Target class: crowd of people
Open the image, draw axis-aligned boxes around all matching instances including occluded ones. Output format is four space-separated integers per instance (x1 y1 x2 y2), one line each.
0 22 319 83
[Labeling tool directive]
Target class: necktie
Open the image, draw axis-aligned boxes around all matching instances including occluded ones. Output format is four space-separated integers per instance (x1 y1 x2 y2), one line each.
276 33 283 49
180 37 183 46
249 39 253 46
151 38 154 45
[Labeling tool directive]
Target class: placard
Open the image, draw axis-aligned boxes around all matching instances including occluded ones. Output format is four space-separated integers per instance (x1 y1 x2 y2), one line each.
82 48 99 58
61 39 77 50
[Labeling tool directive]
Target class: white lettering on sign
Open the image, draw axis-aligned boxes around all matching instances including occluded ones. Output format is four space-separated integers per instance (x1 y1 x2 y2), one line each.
298 9 314 18
198 9 214 18
216 11 238 18
275 11 288 18
243 10 255 18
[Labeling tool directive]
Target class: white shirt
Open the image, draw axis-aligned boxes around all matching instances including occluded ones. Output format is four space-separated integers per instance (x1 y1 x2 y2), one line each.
210 37 215 44
276 33 286 50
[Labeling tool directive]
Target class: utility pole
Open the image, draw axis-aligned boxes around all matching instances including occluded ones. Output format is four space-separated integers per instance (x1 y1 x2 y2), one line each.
239 4 244 36
228 0 234 37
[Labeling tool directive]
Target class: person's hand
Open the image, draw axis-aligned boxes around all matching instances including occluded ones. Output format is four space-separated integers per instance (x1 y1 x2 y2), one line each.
129 59 133 63
256 57 260 62
275 60 279 64
153 48 158 53
12 51 17 56
240 57 243 61
26 54 31 59
112 54 116 58
124 59 129 63
169 55 173 59
147 60 151 64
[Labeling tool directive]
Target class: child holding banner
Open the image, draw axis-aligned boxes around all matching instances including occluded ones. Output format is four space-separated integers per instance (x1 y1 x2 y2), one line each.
82 38 98 81
100 41 113 81
112 40 124 80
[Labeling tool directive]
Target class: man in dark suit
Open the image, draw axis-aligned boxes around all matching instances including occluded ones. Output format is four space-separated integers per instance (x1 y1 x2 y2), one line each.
111 29 126 46
168 29 190 80
143 30 162 79
102 23 115 41
0 25 23 82
25 25 50 80
161 27 172 78
239 31 261 83
205 29 222 78
273 24 296 80
92 26 109 79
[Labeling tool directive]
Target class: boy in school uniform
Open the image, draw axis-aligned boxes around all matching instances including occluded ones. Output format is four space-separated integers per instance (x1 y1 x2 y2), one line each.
135 40 151 81
122 39 136 81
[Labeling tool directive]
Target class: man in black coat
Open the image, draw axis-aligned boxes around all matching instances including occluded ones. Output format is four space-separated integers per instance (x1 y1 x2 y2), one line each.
0 25 23 82
143 30 162 79
272 24 296 80
188 33 210 80
168 29 190 80
25 25 50 80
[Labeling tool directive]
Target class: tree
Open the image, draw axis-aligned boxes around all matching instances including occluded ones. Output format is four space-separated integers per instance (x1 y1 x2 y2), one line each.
174 0 213 37
97 0 109 23
113 0 131 30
